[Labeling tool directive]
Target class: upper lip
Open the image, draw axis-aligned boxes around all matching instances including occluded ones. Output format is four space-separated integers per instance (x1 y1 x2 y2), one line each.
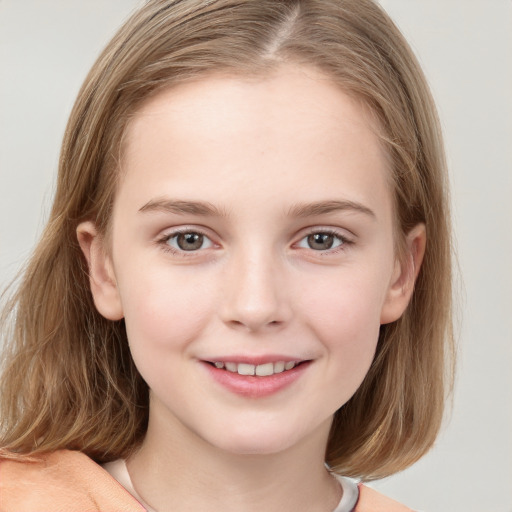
202 355 308 365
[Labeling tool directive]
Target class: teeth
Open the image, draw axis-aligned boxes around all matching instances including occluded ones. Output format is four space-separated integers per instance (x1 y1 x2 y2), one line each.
273 361 285 373
213 361 298 376
255 362 274 376
238 363 255 376
225 362 237 373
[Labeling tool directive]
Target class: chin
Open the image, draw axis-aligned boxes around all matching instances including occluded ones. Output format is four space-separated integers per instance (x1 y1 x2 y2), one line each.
199 418 328 458
212 436 295 457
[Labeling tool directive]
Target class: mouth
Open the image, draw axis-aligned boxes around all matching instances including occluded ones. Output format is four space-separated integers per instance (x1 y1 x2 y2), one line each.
206 360 305 377
202 358 311 398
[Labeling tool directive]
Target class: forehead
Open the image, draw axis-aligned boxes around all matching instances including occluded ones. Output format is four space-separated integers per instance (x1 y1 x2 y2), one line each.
118 65 391 219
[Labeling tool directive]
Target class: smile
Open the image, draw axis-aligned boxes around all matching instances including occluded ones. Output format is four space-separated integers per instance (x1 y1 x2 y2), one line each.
203 358 311 398
210 361 299 376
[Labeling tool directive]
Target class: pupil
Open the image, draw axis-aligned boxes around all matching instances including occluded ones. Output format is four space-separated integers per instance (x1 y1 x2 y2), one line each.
177 233 203 251
308 233 334 250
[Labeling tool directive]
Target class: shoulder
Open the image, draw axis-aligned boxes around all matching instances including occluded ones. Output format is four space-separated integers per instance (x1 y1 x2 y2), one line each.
355 483 413 512
0 449 145 512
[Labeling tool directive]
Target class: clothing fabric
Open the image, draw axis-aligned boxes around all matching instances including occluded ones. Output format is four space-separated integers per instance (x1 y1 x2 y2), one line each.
0 450 413 511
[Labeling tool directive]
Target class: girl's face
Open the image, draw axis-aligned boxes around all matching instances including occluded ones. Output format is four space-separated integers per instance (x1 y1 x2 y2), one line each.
80 65 422 456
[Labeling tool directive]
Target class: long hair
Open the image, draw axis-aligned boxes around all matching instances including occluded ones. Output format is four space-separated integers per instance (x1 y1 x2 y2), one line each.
0 0 454 480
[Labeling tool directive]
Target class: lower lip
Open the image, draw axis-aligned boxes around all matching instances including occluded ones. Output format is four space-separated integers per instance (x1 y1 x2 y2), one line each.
202 362 310 398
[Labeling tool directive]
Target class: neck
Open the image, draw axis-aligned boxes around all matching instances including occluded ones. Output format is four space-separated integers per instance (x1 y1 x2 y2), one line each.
126 400 340 512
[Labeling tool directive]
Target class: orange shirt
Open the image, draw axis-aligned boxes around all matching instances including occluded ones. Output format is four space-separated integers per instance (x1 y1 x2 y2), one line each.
0 450 411 511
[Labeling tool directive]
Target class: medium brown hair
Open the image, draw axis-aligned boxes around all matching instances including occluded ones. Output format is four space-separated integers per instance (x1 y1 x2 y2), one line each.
0 0 453 480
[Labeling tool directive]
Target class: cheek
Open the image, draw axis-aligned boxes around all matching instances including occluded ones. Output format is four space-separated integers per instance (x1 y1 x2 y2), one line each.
301 269 387 335
321 293 381 364
116 265 215 365
298 271 388 382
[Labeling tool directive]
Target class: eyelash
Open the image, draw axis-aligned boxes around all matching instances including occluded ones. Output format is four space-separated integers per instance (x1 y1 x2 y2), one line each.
156 227 353 257
157 228 214 256
297 228 353 255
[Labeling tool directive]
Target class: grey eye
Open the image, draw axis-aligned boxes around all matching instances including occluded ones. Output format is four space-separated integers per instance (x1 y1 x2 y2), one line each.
297 232 344 251
167 232 213 251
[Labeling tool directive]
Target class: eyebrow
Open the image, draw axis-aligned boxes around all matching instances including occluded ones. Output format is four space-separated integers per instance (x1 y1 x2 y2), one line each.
138 198 228 217
138 198 375 220
287 200 376 219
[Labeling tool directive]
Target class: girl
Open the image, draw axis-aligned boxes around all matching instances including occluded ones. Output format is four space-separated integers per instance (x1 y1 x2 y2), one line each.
0 1 454 511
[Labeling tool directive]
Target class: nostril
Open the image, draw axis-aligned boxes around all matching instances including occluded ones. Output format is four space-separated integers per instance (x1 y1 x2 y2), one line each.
226 318 281 332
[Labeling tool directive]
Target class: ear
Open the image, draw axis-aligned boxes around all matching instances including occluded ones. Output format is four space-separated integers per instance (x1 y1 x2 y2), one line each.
380 223 426 325
77 221 124 321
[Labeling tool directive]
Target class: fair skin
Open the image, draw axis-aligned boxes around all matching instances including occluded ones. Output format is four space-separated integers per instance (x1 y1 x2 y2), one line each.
78 65 425 512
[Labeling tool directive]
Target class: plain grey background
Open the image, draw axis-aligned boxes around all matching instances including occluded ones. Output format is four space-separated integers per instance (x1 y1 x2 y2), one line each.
0 1 511 511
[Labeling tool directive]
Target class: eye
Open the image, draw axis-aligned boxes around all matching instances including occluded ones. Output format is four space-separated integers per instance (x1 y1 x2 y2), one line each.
297 231 346 251
164 231 214 252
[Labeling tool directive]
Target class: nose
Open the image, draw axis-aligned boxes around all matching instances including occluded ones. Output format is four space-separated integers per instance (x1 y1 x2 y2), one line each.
219 247 292 332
